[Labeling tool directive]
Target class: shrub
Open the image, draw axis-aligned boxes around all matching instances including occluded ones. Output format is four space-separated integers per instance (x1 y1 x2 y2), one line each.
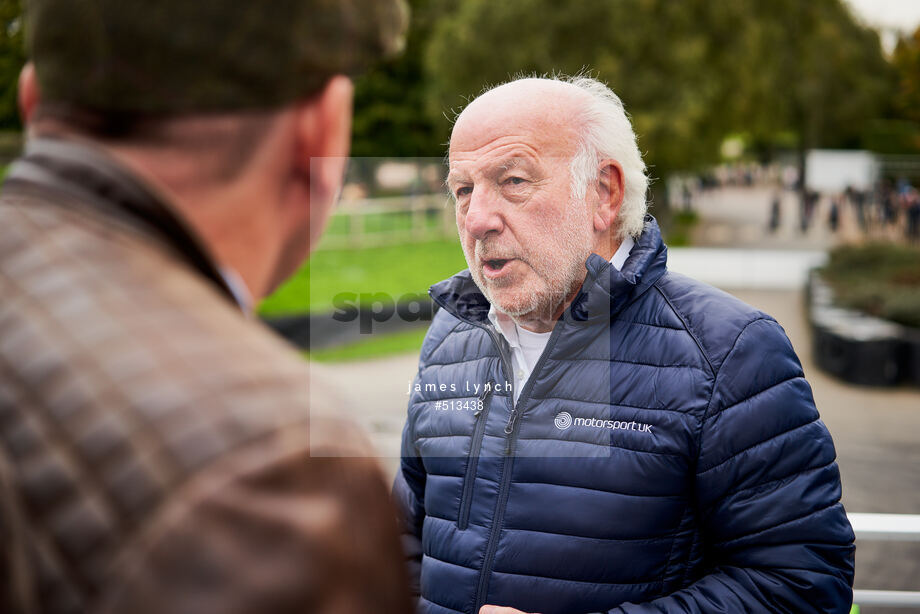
820 243 920 328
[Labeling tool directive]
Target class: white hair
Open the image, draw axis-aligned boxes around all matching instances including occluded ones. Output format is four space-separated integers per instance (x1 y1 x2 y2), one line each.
451 72 649 241
563 75 649 240
454 74 649 240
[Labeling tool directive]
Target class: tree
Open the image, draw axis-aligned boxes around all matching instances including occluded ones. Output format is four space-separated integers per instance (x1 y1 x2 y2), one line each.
348 0 457 193
734 0 892 178
865 25 920 155
423 0 762 210
351 0 453 159
0 0 25 131
892 26 920 125
423 0 892 205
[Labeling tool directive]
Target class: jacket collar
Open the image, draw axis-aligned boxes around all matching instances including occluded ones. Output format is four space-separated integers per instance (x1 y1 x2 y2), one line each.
3 136 238 309
429 215 668 327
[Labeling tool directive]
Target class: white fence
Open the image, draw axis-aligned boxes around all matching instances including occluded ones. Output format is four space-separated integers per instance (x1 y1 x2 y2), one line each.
850 513 920 608
317 194 456 250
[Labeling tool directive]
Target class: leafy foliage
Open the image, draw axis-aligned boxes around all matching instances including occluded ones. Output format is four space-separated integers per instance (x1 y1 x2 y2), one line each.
351 0 452 158
424 0 892 178
892 27 920 125
0 0 24 130
867 26 920 154
739 0 893 153
0 0 901 174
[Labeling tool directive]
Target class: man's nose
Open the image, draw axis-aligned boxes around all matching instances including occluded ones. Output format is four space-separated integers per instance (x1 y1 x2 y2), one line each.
464 189 504 240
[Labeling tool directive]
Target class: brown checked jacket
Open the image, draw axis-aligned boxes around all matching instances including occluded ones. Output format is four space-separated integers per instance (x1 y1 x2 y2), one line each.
0 137 411 614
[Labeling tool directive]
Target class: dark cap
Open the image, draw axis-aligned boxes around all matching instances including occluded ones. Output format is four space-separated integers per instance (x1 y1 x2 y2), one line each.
25 0 408 114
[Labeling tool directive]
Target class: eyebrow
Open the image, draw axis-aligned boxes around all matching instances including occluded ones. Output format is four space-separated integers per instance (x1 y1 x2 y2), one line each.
447 156 535 187
445 170 467 189
497 157 527 173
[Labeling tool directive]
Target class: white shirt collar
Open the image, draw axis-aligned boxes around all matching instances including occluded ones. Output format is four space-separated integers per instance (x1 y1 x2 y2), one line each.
611 235 635 271
219 266 254 316
486 236 635 341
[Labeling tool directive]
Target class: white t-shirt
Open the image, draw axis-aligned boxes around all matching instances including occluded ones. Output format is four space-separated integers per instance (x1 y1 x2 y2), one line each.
487 236 635 403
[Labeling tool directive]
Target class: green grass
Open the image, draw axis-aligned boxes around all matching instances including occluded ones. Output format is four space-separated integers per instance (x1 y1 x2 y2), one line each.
306 327 428 362
258 239 468 316
323 211 445 236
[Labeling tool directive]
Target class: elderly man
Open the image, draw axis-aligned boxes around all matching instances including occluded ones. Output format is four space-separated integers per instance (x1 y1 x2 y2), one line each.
394 76 855 614
0 2 412 613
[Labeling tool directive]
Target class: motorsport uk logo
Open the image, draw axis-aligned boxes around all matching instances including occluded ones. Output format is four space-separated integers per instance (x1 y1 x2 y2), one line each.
555 411 653 434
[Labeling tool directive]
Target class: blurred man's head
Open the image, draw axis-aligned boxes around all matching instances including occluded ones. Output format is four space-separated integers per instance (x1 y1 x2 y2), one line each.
19 0 406 297
447 76 648 329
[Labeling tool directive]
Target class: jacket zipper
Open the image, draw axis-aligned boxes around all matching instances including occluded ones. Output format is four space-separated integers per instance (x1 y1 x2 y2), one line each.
472 324 564 611
427 290 560 611
458 387 494 530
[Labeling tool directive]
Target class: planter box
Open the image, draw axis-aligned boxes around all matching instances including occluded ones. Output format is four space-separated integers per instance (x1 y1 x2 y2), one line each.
905 329 920 386
808 271 919 388
812 325 904 386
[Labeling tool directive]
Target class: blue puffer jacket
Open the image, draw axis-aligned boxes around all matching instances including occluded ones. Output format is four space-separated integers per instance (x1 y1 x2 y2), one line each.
394 218 855 614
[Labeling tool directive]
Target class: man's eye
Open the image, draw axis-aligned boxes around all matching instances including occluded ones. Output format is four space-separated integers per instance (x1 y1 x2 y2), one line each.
455 186 472 198
504 177 526 186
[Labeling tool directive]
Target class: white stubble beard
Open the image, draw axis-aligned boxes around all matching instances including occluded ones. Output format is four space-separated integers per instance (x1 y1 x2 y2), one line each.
464 198 594 320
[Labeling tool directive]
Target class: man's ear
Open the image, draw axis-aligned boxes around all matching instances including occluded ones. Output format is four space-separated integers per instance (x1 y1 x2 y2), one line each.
292 75 354 205
592 159 625 233
18 62 39 124
289 75 353 250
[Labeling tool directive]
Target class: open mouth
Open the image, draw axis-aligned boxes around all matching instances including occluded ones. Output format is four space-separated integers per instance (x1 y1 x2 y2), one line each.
482 258 514 278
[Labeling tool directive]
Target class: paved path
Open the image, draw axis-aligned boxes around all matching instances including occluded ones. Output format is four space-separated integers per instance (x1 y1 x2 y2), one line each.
686 186 863 249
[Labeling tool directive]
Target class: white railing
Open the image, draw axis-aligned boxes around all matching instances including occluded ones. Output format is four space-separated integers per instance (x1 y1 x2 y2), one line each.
850 513 920 608
317 194 456 250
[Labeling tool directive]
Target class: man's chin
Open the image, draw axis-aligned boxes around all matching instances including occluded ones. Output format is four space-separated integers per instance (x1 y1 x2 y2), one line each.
473 275 554 317
490 284 580 320
488 289 541 318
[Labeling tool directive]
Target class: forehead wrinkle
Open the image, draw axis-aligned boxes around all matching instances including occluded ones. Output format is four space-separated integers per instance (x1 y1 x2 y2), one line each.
448 142 542 176
450 135 539 159
451 82 587 158
450 119 579 174
448 151 541 189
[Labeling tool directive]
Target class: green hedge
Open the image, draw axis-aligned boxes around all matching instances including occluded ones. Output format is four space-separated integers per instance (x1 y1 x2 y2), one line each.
820 243 920 329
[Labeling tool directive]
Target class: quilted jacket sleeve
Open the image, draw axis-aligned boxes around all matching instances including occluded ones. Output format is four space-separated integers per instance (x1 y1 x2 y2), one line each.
393 385 427 599
611 318 855 614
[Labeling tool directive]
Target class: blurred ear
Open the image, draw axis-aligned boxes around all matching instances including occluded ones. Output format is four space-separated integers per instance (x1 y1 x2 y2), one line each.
292 75 354 206
261 78 354 293
18 62 39 124
592 159 625 233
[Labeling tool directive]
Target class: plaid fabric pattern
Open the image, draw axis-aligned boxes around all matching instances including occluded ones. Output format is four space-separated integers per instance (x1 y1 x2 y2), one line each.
0 142 411 614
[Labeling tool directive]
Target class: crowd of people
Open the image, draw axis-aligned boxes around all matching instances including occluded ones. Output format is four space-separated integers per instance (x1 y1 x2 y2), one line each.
684 161 920 243
782 180 920 241
848 180 920 242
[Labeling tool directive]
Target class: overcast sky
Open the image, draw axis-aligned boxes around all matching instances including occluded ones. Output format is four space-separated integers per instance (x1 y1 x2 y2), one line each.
844 0 920 32
843 0 920 52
